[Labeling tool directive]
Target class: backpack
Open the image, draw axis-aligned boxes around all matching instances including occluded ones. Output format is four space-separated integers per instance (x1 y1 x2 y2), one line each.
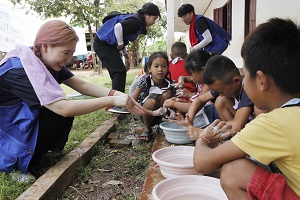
102 11 122 24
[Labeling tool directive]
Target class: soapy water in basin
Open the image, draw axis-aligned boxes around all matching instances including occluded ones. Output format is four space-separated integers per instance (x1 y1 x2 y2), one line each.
159 155 192 165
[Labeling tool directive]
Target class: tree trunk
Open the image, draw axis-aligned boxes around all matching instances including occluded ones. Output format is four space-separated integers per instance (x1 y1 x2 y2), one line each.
130 39 140 67
93 19 102 74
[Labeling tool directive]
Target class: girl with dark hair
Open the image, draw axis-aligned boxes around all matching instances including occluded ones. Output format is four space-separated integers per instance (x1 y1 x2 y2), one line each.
93 3 161 93
164 49 220 133
131 52 175 142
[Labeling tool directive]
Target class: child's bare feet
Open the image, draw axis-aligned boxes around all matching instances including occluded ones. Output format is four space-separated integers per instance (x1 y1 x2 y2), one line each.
148 107 168 116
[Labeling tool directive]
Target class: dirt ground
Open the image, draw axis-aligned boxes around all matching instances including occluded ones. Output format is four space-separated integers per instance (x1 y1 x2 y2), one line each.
59 115 155 200
58 68 155 199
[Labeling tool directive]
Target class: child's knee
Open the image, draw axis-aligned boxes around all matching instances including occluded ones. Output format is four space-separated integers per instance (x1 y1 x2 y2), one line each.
215 96 232 109
221 159 256 189
161 90 173 102
163 89 172 96
144 98 157 110
221 160 243 189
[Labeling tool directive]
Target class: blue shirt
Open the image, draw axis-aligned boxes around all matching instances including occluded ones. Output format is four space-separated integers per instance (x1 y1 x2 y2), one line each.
210 85 253 110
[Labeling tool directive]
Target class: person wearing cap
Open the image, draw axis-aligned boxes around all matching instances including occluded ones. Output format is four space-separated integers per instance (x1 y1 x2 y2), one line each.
177 4 231 54
93 3 161 93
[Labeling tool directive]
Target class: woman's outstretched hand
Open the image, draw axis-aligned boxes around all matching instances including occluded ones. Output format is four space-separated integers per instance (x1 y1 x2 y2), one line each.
115 95 146 115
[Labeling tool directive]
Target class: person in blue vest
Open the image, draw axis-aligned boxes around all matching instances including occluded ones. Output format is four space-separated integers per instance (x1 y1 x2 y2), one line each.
93 3 161 93
177 3 231 54
0 20 145 180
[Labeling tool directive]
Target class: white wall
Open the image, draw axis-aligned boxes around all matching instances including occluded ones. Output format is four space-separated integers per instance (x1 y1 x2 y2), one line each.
256 0 300 25
166 0 175 59
226 0 245 68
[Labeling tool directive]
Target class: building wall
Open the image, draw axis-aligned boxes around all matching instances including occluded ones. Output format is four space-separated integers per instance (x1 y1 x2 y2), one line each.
256 0 300 25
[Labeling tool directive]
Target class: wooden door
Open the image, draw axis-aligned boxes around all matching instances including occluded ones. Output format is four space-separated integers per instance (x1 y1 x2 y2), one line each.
245 0 257 38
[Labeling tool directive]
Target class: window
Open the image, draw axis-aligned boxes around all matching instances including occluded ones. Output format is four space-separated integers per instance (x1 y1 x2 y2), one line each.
213 0 232 35
245 0 256 38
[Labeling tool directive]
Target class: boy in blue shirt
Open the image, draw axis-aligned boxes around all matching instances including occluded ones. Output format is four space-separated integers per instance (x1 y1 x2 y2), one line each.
173 55 254 139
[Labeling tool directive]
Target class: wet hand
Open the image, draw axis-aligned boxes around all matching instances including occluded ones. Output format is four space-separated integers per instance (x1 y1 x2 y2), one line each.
176 88 192 98
182 114 202 140
163 99 175 108
148 107 168 116
186 126 202 140
198 120 234 148
170 82 184 89
169 113 193 127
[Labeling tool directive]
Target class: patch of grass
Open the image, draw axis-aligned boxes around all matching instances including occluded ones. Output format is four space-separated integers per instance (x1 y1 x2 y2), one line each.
64 109 111 152
125 154 149 174
0 68 142 200
121 194 140 200
75 163 94 183
0 172 32 200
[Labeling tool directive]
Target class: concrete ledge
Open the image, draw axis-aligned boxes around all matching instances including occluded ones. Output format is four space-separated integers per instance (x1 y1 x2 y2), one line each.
140 133 171 200
17 115 120 200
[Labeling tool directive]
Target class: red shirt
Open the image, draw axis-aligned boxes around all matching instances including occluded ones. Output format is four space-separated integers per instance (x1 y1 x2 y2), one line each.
169 57 196 92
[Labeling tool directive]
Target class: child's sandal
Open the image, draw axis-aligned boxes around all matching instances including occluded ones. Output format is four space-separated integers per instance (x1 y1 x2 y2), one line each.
139 132 152 142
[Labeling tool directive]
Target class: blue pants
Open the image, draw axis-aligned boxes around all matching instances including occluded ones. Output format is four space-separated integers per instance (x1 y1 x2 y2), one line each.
193 104 219 128
29 108 74 166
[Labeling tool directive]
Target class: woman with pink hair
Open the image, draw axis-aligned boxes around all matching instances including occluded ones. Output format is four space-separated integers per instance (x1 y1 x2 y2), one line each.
0 20 145 179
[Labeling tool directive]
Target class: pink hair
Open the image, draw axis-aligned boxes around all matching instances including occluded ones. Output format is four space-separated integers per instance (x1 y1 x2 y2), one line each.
33 20 79 59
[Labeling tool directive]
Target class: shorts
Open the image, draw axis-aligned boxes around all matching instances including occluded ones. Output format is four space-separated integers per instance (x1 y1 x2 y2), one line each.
247 165 300 200
193 104 220 128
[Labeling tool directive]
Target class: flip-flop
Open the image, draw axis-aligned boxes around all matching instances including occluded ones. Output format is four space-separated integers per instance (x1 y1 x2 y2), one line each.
139 131 152 142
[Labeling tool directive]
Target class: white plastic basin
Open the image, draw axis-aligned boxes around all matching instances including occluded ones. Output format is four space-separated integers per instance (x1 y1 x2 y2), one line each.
152 175 228 200
159 122 194 144
67 91 86 99
152 146 199 178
